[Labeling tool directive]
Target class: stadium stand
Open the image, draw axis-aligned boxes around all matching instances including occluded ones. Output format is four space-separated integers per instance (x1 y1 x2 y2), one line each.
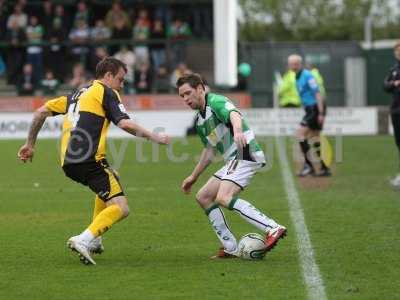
0 0 214 96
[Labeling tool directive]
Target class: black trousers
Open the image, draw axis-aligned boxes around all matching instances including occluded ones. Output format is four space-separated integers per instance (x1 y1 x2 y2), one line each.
391 112 400 166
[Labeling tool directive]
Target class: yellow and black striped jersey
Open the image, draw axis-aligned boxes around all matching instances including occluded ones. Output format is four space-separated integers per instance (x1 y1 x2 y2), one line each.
45 80 130 166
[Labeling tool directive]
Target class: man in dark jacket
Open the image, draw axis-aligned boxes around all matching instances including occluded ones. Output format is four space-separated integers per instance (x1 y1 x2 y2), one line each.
17 63 37 96
384 41 400 188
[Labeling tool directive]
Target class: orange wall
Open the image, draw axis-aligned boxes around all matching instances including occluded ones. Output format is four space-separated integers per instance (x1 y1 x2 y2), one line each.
0 93 252 112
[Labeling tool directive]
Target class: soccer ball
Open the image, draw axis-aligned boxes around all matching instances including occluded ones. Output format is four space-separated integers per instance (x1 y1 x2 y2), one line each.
238 233 266 260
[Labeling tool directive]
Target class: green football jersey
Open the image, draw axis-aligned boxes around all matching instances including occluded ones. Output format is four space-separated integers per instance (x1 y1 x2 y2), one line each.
195 93 265 163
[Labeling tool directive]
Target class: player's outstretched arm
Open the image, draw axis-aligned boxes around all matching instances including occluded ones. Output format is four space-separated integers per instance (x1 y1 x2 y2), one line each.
117 118 170 145
18 105 53 162
181 146 214 194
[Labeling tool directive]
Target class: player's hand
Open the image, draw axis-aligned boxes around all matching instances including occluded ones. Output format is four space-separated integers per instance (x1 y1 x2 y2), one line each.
318 114 324 125
394 80 400 87
18 144 34 163
181 175 196 194
234 132 247 150
154 133 170 145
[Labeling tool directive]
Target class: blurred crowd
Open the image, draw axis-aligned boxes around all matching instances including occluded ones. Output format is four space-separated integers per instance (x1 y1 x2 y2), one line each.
0 0 213 96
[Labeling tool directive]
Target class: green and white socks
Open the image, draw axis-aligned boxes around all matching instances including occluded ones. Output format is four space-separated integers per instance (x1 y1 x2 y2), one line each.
205 198 278 252
205 204 238 253
228 197 278 232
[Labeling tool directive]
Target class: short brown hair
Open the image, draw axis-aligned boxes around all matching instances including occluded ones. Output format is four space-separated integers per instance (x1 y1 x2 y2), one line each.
176 73 205 90
95 57 127 79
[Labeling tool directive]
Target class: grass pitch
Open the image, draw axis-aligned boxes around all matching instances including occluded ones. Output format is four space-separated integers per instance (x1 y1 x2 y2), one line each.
0 136 399 299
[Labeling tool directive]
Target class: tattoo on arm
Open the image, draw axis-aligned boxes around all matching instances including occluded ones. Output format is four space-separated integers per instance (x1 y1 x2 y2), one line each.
27 112 47 146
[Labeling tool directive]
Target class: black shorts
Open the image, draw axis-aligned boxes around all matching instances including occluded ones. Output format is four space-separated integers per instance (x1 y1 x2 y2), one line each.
300 104 326 131
62 159 124 201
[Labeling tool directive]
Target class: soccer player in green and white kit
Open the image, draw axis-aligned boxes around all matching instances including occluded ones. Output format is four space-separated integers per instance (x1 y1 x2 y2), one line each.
177 73 286 258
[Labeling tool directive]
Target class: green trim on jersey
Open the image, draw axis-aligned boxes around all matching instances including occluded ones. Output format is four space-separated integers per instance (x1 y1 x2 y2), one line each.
195 93 265 163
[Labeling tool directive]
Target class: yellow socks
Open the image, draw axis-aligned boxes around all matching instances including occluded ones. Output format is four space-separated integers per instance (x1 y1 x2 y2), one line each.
92 196 107 220
88 204 123 237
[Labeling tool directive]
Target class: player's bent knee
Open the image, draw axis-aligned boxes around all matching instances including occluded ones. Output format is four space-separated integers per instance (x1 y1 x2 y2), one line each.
195 191 213 209
195 191 206 202
215 194 231 208
122 206 130 218
118 201 130 218
108 196 130 218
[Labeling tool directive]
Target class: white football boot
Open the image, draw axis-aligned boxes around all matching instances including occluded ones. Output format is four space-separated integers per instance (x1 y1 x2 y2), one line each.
389 174 400 190
67 236 96 265
88 236 104 255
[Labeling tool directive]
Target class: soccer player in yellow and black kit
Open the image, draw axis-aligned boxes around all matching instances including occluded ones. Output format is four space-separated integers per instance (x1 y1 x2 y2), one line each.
18 57 170 265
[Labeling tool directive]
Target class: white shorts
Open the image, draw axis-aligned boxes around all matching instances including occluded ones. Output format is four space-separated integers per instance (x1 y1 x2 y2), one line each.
213 160 264 190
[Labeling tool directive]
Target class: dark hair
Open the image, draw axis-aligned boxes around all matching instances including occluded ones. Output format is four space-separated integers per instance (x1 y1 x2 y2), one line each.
95 57 127 79
176 73 205 90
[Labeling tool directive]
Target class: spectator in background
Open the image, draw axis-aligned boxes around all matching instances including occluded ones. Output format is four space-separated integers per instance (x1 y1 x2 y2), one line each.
167 18 192 66
26 15 44 80
17 63 37 96
135 62 152 93
40 69 59 96
0 53 5 77
133 10 151 38
40 0 53 36
150 19 166 72
45 17 67 81
137 8 151 27
170 62 192 89
153 3 171 28
53 4 69 32
105 2 131 30
69 19 90 64
278 69 301 107
132 16 150 66
68 62 89 90
6 4 27 30
384 41 400 189
0 0 9 40
89 46 108 74
91 19 111 42
5 18 26 85
167 18 192 40
114 45 136 94
74 1 90 27
153 64 170 93
191 4 213 38
110 18 131 54
0 3 6 38
16 0 27 11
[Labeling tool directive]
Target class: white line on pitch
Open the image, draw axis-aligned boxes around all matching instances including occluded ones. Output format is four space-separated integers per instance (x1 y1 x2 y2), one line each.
276 136 327 300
